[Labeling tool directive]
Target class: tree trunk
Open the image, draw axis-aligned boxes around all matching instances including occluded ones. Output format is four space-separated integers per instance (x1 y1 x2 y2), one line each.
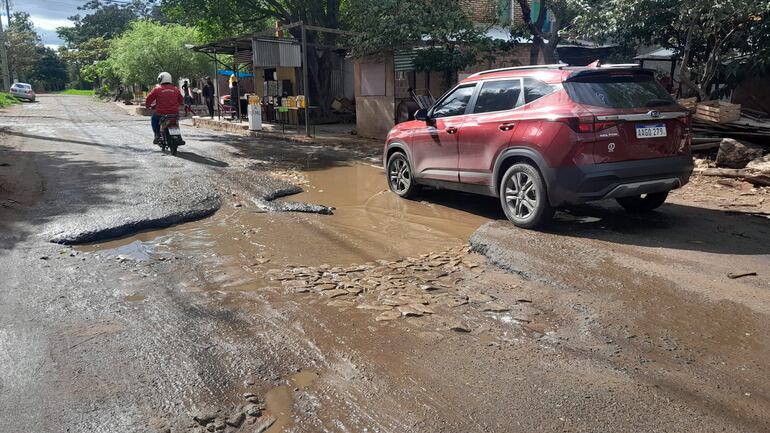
678 16 708 100
541 38 559 63
529 36 541 64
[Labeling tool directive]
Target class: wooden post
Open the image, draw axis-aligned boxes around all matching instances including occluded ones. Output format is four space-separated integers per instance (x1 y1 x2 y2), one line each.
301 21 310 137
0 16 10 91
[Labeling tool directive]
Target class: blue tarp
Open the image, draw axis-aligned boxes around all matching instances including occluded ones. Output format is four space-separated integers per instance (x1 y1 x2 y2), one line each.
217 69 254 78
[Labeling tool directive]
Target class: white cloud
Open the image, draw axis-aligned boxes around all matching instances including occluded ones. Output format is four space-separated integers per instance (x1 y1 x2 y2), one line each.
30 15 73 31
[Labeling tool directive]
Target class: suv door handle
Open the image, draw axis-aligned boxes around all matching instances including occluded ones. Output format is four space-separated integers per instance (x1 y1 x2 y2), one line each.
499 122 515 131
446 127 458 134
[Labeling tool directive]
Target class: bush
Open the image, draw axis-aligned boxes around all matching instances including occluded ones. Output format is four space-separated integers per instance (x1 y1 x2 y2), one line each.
60 89 96 96
0 92 20 107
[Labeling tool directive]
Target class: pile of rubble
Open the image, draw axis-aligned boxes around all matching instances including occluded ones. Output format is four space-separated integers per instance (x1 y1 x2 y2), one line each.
694 138 770 188
265 246 537 327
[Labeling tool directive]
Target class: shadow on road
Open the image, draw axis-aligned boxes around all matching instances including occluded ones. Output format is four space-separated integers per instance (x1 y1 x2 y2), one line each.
0 143 128 251
410 186 769 255
414 188 506 220
4 130 153 154
547 201 770 255
175 151 229 167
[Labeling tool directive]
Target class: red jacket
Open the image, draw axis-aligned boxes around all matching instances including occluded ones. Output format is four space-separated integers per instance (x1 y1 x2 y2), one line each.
145 84 183 115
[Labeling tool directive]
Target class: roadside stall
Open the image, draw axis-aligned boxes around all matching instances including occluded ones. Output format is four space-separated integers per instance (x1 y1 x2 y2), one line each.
190 22 355 136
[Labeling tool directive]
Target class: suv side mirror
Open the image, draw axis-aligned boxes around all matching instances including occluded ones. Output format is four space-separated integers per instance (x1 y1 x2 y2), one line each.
414 108 430 122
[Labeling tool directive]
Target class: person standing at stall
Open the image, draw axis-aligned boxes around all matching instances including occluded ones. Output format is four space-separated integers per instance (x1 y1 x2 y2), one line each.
181 80 197 116
202 77 215 119
229 79 241 120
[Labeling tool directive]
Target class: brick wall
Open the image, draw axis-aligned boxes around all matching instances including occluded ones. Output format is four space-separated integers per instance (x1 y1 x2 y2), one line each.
459 0 497 23
461 44 536 75
458 0 530 25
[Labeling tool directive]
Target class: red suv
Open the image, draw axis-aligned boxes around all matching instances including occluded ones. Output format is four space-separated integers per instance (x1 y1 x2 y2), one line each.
384 65 693 228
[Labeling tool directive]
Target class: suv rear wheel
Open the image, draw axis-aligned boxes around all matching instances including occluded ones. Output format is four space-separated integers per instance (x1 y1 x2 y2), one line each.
616 192 668 213
387 152 418 198
500 163 553 229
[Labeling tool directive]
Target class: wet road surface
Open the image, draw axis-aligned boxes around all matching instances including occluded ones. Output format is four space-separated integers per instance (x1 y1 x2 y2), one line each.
1 95 769 432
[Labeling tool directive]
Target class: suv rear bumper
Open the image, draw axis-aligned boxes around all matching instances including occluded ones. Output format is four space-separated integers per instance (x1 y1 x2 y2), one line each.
547 155 694 206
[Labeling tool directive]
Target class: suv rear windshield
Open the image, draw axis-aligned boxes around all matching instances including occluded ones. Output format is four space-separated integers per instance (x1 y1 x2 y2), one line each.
564 72 674 109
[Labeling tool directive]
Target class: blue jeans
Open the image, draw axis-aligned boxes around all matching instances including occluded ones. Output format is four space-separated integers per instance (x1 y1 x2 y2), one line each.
151 113 161 137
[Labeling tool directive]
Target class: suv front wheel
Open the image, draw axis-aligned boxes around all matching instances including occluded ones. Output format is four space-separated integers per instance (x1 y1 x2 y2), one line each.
387 152 418 198
500 163 554 229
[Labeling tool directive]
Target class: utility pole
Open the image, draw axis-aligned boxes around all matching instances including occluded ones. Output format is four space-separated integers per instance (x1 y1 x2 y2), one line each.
300 21 310 137
0 13 10 91
4 0 9 27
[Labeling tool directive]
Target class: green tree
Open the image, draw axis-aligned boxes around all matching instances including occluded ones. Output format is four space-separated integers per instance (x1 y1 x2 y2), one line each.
57 1 143 46
108 21 208 86
29 47 69 91
510 0 583 64
6 12 42 81
346 0 511 84
572 0 770 100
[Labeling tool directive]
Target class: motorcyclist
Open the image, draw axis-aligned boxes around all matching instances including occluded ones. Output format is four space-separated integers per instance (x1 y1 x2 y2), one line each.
145 72 183 144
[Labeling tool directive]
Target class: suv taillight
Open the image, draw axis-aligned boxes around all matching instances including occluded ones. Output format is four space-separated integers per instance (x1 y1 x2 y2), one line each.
558 116 618 133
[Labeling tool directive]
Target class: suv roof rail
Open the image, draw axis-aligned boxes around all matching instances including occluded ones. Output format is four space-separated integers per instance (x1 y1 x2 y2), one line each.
468 64 568 78
597 63 641 68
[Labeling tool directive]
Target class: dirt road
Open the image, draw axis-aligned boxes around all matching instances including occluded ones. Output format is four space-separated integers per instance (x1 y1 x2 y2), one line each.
1 95 768 432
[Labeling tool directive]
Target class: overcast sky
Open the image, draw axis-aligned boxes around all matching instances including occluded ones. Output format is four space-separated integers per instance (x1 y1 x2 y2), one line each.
2 0 82 47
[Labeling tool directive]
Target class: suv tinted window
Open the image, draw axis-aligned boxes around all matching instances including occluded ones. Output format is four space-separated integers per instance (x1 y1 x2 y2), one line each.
473 80 521 114
523 78 554 104
564 72 674 108
432 85 475 118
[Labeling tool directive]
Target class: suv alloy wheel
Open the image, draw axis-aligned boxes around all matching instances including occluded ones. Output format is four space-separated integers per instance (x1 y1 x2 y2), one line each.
500 163 554 228
387 152 417 198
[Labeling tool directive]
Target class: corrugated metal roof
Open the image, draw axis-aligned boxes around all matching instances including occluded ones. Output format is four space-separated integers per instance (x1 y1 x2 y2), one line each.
253 39 301 67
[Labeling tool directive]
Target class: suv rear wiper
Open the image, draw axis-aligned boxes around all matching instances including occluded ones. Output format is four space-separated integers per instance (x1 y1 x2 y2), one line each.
645 99 674 107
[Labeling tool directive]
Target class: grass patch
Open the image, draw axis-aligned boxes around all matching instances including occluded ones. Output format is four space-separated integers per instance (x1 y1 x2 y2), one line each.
0 92 20 108
60 89 96 96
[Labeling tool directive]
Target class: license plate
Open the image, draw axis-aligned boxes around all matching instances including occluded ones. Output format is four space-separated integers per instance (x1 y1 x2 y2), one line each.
167 127 181 136
635 123 666 138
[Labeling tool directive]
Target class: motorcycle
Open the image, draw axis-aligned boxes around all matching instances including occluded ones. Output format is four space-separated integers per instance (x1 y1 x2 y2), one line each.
157 114 185 155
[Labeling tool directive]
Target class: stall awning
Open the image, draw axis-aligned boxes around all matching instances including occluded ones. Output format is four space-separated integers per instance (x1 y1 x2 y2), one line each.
217 70 254 78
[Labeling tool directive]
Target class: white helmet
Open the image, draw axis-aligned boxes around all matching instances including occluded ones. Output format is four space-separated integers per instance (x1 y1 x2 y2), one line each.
157 72 172 85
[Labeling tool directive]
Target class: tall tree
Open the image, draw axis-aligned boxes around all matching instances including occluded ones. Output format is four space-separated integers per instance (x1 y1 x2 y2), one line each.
29 47 69 91
108 21 208 86
572 0 770 100
346 0 510 85
6 12 42 81
57 1 151 46
59 36 112 88
510 0 581 64
57 1 149 88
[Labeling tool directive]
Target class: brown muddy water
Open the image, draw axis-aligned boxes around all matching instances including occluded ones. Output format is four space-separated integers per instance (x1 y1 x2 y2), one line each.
263 370 319 433
78 164 497 291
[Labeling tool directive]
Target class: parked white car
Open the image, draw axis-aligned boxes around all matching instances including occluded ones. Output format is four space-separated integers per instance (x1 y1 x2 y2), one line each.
9 82 35 102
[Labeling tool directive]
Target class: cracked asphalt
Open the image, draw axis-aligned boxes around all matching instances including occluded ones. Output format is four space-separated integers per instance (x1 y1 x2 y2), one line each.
1 95 769 433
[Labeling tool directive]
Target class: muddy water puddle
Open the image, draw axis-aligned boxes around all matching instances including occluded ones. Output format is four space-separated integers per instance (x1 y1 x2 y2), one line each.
77 164 493 290
263 370 319 433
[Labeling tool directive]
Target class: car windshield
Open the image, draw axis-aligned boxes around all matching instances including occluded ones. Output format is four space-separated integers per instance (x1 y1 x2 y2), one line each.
564 72 674 109
14 83 31 89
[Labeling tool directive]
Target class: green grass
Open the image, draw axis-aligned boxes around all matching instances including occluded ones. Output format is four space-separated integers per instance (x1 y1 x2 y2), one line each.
59 89 96 96
0 92 20 108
